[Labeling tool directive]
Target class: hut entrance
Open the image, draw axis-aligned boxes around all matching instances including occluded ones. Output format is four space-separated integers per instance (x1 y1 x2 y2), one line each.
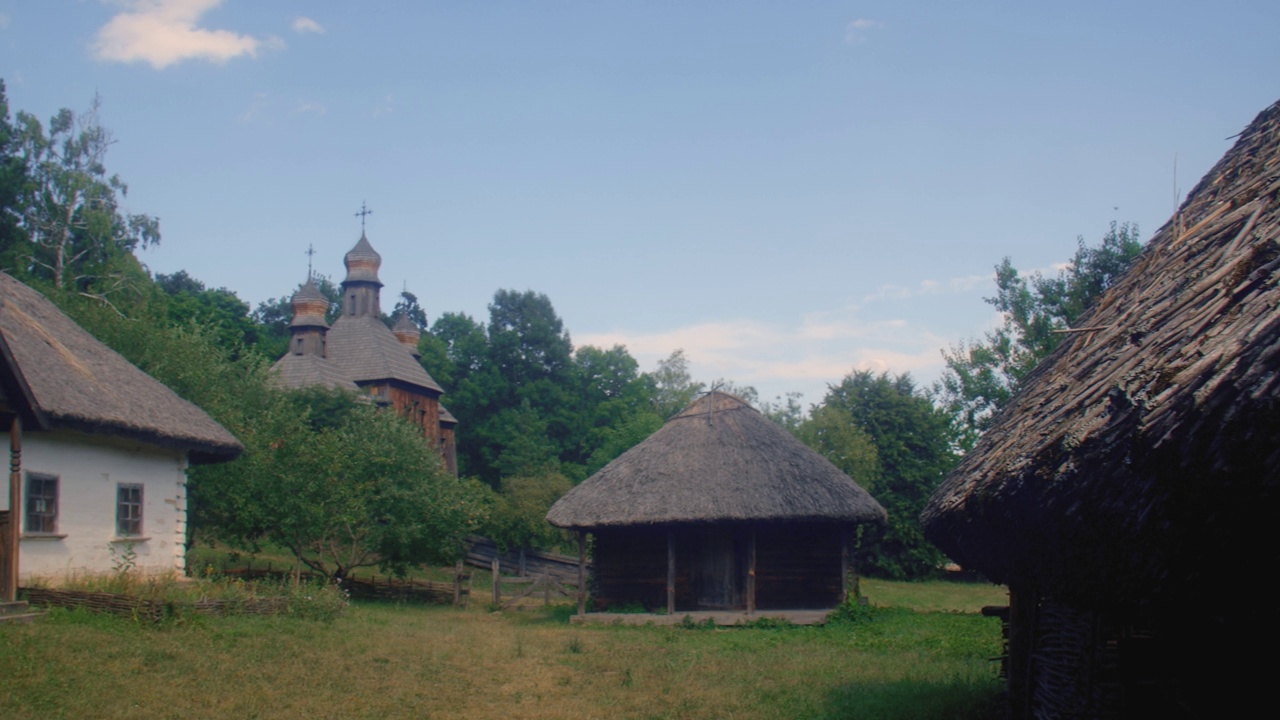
691 527 747 610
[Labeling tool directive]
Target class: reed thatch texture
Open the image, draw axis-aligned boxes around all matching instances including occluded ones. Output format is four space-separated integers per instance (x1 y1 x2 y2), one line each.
0 273 242 462
922 99 1280 607
547 391 886 529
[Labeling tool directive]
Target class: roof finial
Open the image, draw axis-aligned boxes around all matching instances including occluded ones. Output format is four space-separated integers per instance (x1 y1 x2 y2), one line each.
355 201 373 233
305 243 316 281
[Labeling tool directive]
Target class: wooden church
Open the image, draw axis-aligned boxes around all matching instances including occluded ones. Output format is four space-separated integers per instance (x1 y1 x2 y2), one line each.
270 233 457 475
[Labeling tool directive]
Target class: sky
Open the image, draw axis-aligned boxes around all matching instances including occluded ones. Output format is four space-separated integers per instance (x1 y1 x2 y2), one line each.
0 1 1276 408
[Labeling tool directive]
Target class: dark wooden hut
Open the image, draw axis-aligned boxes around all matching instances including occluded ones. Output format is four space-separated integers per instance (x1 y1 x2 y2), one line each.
921 99 1280 718
547 391 886 615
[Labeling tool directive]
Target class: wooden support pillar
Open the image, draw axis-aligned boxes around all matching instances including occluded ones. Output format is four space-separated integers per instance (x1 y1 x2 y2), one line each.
840 530 850 604
746 527 757 614
5 417 21 602
1007 586 1036 720
666 529 675 615
576 531 587 616
491 557 501 606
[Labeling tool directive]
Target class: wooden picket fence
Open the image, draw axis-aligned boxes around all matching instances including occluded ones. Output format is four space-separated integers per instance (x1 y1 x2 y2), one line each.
21 587 289 622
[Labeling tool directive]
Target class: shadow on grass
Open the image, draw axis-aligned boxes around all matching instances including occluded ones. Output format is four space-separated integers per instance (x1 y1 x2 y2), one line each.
819 678 1003 720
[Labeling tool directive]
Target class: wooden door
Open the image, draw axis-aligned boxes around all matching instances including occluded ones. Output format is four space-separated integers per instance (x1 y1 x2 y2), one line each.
693 526 745 609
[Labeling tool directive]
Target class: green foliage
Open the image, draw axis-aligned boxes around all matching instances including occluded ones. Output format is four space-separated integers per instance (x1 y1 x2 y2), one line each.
156 270 260 350
198 394 488 581
12 95 159 290
812 371 958 579
485 471 573 551
650 348 704 419
938 222 1143 446
826 596 877 625
795 405 879 493
392 289 429 330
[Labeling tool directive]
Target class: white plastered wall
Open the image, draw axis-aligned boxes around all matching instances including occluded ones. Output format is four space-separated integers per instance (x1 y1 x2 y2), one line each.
8 429 189 582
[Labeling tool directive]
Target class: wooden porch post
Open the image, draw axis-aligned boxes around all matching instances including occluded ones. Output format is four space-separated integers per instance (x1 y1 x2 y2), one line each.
840 530 850 604
746 527 757 614
576 531 587 617
666 528 675 615
4 417 20 602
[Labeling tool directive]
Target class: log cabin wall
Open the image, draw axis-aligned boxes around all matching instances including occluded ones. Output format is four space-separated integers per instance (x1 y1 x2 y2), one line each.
754 523 843 609
592 527 668 611
591 521 849 612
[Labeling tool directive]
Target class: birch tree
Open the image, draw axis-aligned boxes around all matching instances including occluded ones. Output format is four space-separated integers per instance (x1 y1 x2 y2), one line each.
17 95 158 289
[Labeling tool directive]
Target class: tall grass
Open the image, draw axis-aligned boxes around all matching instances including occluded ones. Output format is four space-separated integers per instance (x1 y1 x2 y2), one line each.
1 580 1004 719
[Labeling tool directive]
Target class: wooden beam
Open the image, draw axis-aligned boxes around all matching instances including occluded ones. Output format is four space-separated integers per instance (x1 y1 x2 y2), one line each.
666 529 675 615
840 530 850 604
5 417 20 602
576 531 587 617
746 527 756 614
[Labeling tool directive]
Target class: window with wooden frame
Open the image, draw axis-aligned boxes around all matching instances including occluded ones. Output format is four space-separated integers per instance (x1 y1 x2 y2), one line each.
116 483 143 537
25 472 58 534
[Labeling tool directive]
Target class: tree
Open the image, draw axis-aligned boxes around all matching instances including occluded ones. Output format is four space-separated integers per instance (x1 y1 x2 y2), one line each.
0 80 29 271
194 386 487 581
938 222 1143 446
487 289 574 390
156 270 260 350
794 405 878 493
392 290 429 330
16 95 158 290
816 370 958 579
649 349 705 419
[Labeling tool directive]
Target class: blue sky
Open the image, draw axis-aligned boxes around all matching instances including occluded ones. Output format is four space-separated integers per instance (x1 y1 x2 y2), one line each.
1 1 1276 407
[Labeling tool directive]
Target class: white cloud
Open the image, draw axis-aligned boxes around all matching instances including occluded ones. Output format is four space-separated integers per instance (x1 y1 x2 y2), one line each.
579 311 950 406
292 16 324 35
844 18 882 44
861 273 991 304
0 14 10 30
295 101 326 116
93 0 281 69
373 94 394 117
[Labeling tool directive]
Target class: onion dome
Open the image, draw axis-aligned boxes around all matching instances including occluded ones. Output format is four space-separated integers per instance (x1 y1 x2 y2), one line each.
289 278 330 328
343 233 383 285
392 313 421 356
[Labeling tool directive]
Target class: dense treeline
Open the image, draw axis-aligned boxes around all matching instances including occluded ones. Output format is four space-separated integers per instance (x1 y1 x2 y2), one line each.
0 83 1144 581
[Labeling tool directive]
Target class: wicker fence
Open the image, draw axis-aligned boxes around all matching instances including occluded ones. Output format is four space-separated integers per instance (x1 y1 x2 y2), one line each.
21 587 289 622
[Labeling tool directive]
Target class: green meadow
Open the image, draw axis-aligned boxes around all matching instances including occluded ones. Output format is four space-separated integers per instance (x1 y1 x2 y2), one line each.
0 579 1006 720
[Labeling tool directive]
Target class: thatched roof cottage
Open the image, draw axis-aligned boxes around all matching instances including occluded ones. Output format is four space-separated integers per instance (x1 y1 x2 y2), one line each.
0 273 241 598
922 99 1280 718
548 391 886 615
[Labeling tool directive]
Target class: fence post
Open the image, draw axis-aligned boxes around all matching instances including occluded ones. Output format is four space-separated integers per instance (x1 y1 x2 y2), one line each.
454 560 463 606
492 557 501 606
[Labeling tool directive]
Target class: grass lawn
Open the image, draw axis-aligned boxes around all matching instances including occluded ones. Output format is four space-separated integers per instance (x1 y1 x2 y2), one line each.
0 578 1006 720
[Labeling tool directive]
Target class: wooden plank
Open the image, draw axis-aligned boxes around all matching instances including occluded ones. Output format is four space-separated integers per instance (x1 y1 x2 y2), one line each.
666 529 675 615
5 418 21 603
746 527 757 614
576 532 587 616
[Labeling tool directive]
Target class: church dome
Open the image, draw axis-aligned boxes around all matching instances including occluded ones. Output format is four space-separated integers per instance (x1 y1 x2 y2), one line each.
343 233 383 285
392 313 421 352
289 278 330 328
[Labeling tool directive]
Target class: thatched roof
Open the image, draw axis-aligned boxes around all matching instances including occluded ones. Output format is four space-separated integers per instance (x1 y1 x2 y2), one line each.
547 391 887 529
0 273 242 463
922 99 1280 606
